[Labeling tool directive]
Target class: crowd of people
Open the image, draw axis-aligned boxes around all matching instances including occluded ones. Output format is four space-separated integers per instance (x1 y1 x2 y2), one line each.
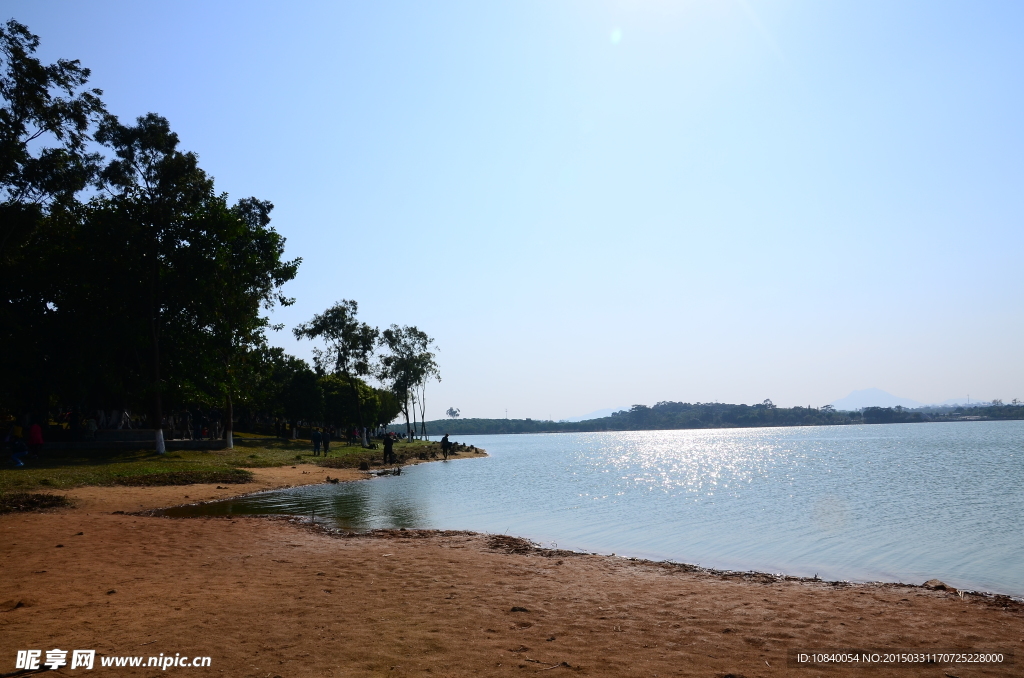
3 418 44 468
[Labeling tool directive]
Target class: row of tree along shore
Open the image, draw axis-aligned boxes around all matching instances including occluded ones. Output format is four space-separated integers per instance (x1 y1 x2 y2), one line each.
424 400 1024 436
1 20 438 450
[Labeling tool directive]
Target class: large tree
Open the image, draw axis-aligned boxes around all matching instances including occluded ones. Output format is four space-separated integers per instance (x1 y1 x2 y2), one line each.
0 19 104 251
94 112 214 452
293 300 379 447
195 196 299 448
0 19 106 416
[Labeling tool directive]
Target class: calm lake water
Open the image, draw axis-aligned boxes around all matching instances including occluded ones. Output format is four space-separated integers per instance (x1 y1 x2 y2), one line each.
165 422 1024 596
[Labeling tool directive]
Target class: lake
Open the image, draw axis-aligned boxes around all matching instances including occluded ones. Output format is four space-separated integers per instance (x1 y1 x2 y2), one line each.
164 421 1024 596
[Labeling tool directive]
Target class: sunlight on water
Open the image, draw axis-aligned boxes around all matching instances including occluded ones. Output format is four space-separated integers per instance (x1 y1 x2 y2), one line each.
573 429 795 498
164 422 1024 596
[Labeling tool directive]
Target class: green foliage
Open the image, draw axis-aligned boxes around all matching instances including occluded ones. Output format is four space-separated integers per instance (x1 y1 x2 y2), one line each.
423 400 1024 435
0 26 300 428
378 324 438 437
0 21 431 439
294 300 379 438
0 19 105 213
421 402 860 434
1 19 106 414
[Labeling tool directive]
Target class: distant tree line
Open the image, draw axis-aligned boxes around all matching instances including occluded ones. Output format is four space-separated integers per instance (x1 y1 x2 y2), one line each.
424 400 1024 435
0 20 438 449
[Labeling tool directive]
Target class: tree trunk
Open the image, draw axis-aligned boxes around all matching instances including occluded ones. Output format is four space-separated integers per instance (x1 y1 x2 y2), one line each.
148 232 166 454
418 382 428 439
225 392 234 449
150 298 165 453
411 393 418 440
343 372 368 447
404 394 412 441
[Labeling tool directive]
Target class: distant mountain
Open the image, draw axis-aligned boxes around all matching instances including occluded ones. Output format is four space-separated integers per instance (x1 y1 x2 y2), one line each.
831 388 923 411
561 407 628 423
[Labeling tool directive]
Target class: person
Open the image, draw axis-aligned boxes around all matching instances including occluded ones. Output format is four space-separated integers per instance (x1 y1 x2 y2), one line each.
28 421 44 455
5 424 25 467
311 427 322 456
322 427 331 456
382 433 395 464
440 433 451 461
10 439 28 468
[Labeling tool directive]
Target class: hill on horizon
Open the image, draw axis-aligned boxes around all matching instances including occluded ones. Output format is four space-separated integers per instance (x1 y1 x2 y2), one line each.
830 388 923 410
560 406 629 423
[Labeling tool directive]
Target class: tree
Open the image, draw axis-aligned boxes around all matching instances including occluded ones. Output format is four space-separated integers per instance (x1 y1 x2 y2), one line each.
197 196 299 448
378 325 438 441
95 112 215 452
0 19 105 253
368 388 402 431
284 365 322 431
0 19 106 418
293 300 379 446
415 362 440 438
446 407 460 419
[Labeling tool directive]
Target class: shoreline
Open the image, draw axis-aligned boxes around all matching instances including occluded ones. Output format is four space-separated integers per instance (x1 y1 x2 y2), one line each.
3 470 1023 676
224 515 1024 607
16 444 489 514
14 448 1022 604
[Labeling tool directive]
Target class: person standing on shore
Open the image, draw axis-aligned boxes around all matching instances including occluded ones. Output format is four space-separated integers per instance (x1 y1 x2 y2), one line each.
441 433 451 461
383 432 395 464
322 427 331 456
312 428 322 456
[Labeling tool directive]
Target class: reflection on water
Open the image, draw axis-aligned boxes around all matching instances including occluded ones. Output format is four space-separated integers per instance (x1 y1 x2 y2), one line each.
163 480 426 530
163 422 1024 596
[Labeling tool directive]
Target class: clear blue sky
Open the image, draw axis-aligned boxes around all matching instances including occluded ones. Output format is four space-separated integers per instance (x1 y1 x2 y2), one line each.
12 1 1023 419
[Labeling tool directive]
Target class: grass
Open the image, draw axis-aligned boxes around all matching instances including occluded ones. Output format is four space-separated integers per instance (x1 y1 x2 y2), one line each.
0 433 461 494
313 438 457 468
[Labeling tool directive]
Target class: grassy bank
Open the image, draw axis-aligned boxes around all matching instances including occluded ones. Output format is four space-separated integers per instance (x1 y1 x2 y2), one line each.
0 434 448 494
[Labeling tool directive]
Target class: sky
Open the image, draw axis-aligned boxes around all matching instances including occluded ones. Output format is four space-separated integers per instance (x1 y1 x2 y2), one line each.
10 1 1023 419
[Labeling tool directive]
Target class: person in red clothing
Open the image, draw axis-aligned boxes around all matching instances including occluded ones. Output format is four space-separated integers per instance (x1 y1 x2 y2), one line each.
27 420 44 454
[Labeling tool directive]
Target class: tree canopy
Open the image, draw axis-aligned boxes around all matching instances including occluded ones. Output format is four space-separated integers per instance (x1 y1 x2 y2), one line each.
0 21 430 446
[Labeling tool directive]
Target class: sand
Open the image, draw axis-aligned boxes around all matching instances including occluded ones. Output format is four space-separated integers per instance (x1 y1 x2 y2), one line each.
2 466 1021 677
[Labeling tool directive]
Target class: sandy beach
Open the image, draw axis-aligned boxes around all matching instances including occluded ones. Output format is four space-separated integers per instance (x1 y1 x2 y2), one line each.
2 466 1021 677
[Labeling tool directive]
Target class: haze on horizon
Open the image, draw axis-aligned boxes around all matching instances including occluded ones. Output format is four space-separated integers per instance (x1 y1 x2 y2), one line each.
13 0 1023 421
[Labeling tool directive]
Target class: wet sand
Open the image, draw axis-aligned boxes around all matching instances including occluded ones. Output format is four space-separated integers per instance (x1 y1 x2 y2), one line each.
2 467 1021 677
